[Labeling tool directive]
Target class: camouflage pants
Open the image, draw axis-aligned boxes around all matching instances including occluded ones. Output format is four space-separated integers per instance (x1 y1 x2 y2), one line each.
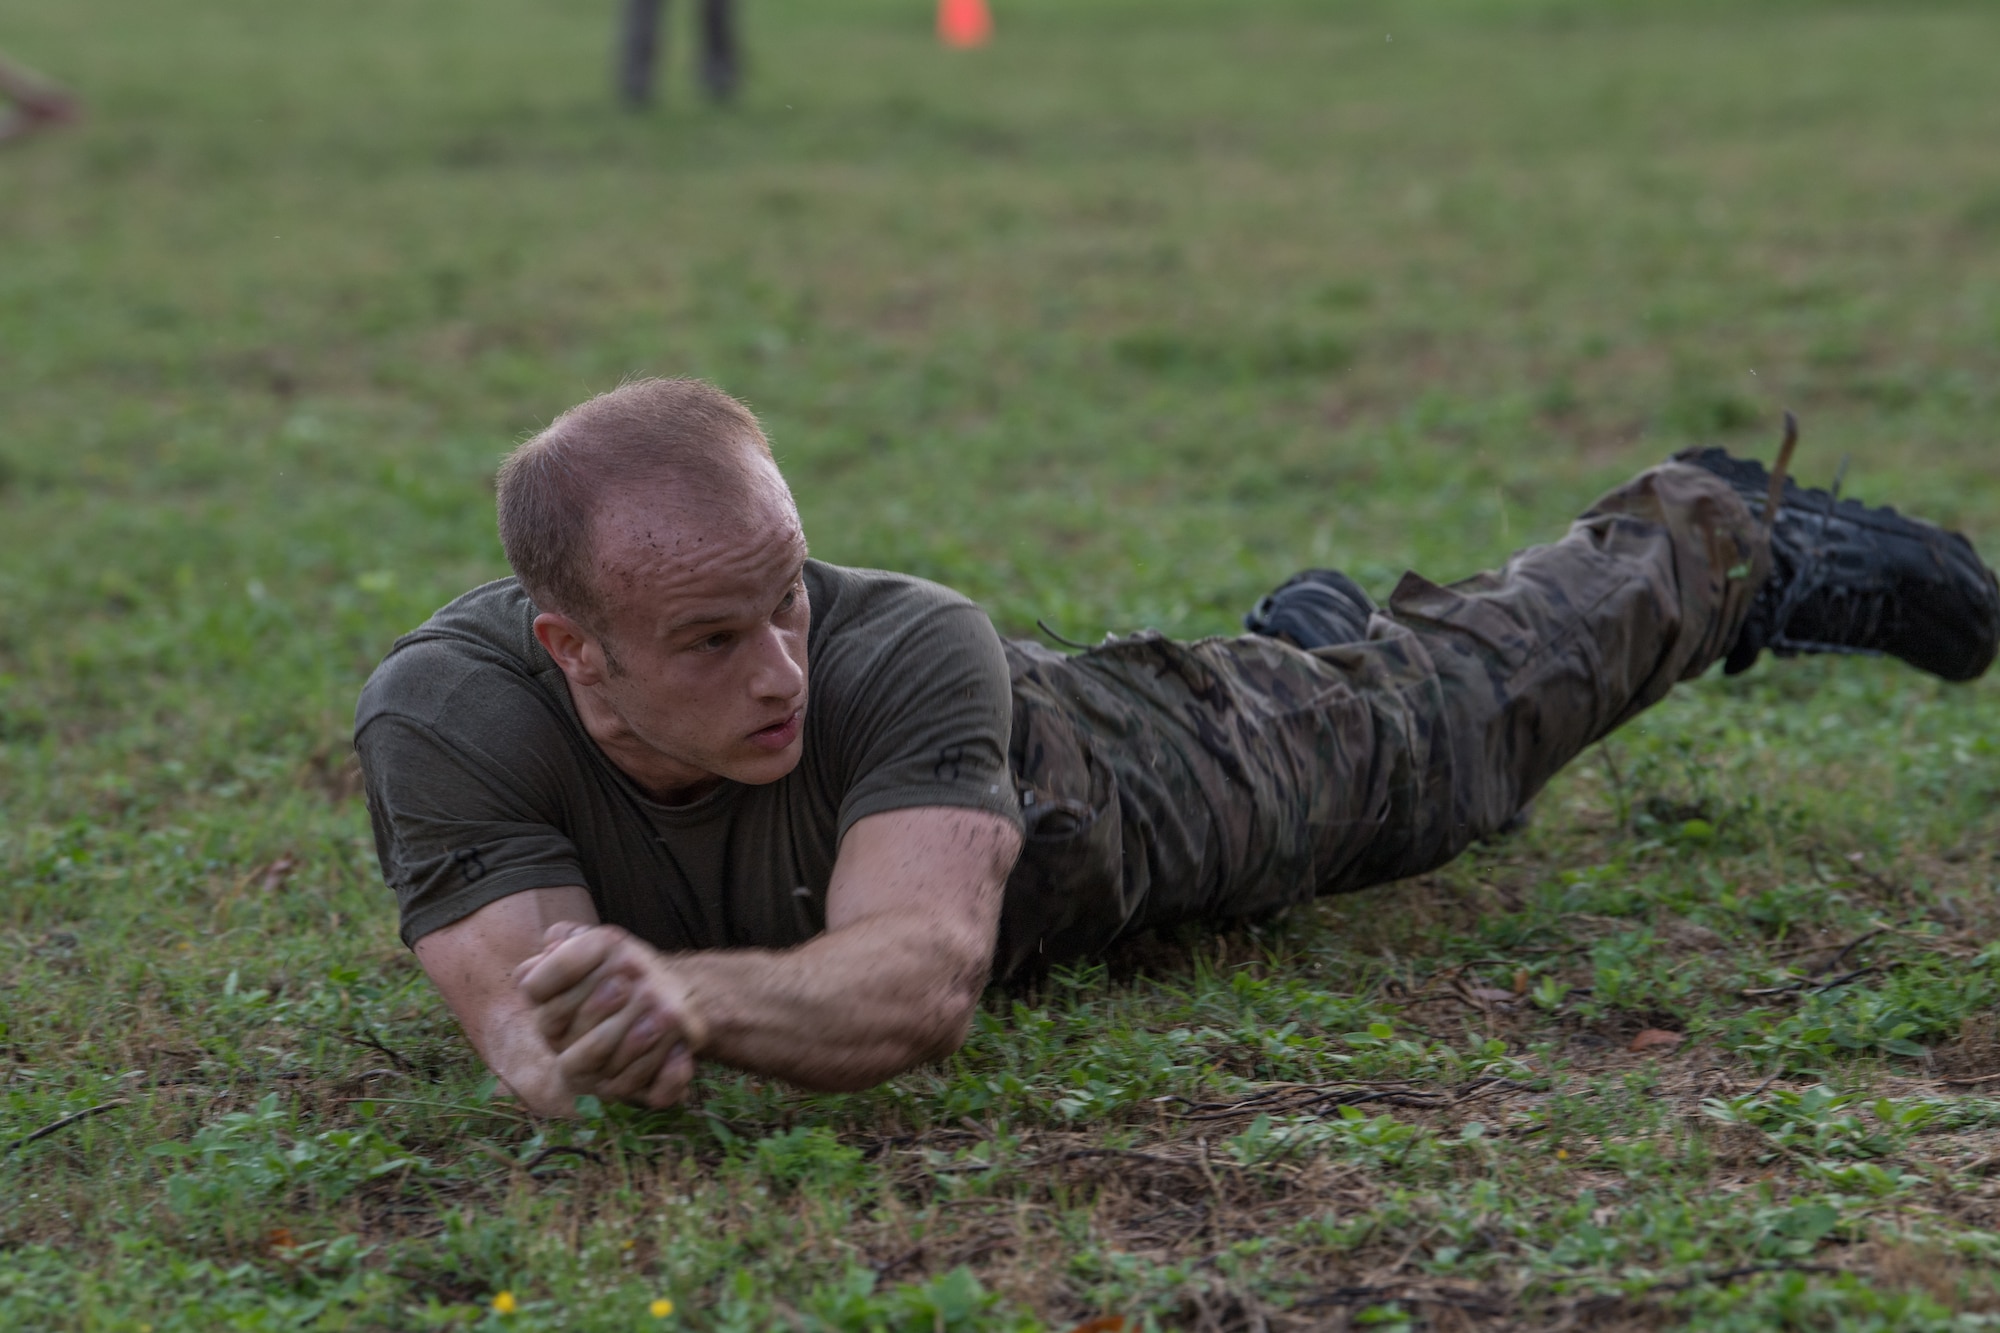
994 461 1769 980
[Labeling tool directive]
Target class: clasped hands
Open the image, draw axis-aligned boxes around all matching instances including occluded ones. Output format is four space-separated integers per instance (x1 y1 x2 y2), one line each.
512 922 706 1110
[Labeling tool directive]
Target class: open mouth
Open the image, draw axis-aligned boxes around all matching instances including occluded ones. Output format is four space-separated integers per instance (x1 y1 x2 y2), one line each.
747 708 803 750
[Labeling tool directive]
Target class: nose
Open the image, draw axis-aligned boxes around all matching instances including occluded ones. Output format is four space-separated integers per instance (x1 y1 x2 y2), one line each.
747 621 807 704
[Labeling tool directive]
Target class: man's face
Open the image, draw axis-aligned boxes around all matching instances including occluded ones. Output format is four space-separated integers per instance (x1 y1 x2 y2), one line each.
557 476 811 801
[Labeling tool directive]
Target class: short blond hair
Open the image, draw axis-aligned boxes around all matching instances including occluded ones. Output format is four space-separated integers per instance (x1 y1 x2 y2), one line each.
496 378 775 625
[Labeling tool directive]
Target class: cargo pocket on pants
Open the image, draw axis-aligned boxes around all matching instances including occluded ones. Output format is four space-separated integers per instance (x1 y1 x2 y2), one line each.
1386 571 1535 675
994 679 1132 982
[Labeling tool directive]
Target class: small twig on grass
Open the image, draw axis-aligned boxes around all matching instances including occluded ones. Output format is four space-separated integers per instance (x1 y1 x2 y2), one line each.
1158 1079 1457 1123
1741 962 1889 999
1296 1282 1502 1316
1741 1069 1787 1099
946 1231 1015 1267
1454 1075 1540 1100
522 1144 605 1172
1767 941 1825 961
1562 1261 1852 1323
468 1141 526 1171
1940 1071 2000 1087
1812 928 1886 977
340 1027 415 1072
1806 965 1882 995
1811 841 1905 901
1308 1087 1448 1111
4 1098 129 1156
927 1196 1052 1212
333 1096 537 1126
1644 1261 1843 1294
919 1160 1009 1176
1511 941 1591 958
1195 1137 1228 1248
686 1107 744 1142
1055 1146 1178 1167
1768 926 1885 967
871 1245 924 1278
1155 1084 1301 1113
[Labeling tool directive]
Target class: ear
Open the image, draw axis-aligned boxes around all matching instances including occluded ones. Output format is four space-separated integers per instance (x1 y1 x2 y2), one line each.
533 611 607 687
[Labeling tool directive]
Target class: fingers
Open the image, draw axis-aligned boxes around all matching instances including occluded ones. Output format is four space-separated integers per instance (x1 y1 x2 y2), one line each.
554 997 678 1091
512 924 704 1110
555 1006 691 1108
574 990 689 1079
518 927 632 1048
642 1043 697 1109
609 1003 674 1073
592 1031 679 1106
535 968 617 1051
541 959 682 1053
508 923 582 985
515 923 608 999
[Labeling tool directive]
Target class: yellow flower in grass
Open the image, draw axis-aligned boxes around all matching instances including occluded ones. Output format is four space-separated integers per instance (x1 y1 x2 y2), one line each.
650 1297 675 1318
491 1291 518 1315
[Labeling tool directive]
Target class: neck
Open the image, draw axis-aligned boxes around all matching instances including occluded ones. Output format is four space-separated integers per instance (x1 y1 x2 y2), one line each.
566 678 722 807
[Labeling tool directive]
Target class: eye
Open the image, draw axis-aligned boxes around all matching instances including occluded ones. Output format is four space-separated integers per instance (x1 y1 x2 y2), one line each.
693 631 734 653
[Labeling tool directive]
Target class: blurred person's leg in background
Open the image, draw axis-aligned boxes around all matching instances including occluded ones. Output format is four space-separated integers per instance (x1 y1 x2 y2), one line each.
699 0 740 103
616 0 664 106
616 0 739 107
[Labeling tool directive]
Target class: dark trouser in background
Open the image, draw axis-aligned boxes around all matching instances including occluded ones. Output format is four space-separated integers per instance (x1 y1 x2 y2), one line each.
995 461 1769 980
617 0 739 105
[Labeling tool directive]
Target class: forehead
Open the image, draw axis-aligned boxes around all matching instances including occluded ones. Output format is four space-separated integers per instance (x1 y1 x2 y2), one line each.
591 487 805 622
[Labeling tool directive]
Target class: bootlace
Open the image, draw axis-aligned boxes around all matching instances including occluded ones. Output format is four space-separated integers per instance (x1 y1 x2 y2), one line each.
1764 458 1892 658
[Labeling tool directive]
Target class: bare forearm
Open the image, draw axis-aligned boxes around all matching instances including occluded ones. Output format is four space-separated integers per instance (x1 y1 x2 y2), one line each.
675 919 988 1090
477 811 1017 1106
483 1042 579 1117
461 999 593 1117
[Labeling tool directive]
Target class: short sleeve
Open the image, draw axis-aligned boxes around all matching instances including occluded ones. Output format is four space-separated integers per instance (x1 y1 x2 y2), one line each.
822 598 1023 837
356 712 589 947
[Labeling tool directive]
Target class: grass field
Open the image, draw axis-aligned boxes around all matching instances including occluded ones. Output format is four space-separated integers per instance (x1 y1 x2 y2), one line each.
6 0 2000 1327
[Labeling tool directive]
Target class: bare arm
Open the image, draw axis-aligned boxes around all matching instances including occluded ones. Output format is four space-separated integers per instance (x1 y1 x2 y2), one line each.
673 804 1022 1088
413 805 1021 1113
413 884 702 1116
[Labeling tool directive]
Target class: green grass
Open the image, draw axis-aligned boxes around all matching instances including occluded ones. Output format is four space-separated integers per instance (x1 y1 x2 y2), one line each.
5 0 2000 1327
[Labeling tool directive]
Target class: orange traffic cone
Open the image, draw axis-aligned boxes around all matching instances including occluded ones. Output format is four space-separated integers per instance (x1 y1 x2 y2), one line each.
938 0 992 48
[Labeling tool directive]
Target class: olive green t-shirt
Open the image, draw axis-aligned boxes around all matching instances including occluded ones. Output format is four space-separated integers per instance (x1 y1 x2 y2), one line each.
354 561 1022 952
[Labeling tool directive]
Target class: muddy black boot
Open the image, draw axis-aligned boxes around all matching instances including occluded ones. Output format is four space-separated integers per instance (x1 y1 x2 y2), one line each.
1244 569 1377 650
1675 446 2000 682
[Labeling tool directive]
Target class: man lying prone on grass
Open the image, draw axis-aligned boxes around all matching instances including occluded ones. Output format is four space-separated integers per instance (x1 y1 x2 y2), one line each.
355 378 1999 1116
